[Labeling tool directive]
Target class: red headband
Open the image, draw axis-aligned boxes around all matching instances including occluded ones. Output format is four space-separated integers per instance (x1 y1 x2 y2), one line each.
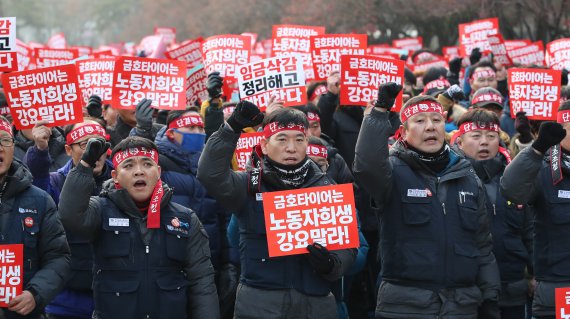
422 79 450 94
306 144 328 159
0 120 12 137
112 147 159 168
472 93 503 105
168 114 204 130
558 110 570 124
400 101 444 123
472 69 496 80
263 122 307 139
223 106 236 115
459 121 500 134
310 85 327 102
307 112 320 122
66 124 106 145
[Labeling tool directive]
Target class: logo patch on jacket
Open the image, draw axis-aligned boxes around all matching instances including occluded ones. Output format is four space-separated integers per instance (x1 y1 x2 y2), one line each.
18 207 37 214
108 218 129 227
558 190 570 199
166 224 189 235
407 189 431 197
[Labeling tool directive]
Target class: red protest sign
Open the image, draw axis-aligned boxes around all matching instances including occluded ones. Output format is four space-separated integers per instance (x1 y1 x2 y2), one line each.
72 46 92 57
0 244 23 307
76 58 115 104
154 27 176 46
340 55 405 110
186 64 208 107
15 39 31 71
505 39 532 51
91 50 116 60
310 34 367 81
237 55 307 111
0 17 17 73
546 38 570 71
392 37 423 53
271 25 326 81
488 34 513 67
47 33 66 49
508 68 561 121
165 37 203 69
508 41 544 67
202 35 251 81
262 183 359 257
442 46 460 61
112 56 187 110
556 287 570 319
235 132 264 171
458 17 499 56
34 48 79 68
1 64 84 129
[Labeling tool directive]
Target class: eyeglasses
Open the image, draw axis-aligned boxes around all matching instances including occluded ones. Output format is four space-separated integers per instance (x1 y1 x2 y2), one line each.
70 140 89 150
0 138 14 147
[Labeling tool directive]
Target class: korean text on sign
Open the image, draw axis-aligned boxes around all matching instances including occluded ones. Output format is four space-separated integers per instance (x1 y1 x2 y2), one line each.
76 58 115 104
111 56 187 110
237 55 307 111
546 38 570 71
1 63 84 129
15 39 32 71
556 287 570 319
392 37 423 53
310 34 367 81
340 55 405 111
0 17 17 72
186 64 209 107
154 27 176 46
234 132 264 171
508 68 561 121
0 244 23 307
487 34 512 67
202 35 251 79
508 41 545 66
34 48 79 68
262 183 359 257
458 17 499 56
271 25 325 81
165 37 204 69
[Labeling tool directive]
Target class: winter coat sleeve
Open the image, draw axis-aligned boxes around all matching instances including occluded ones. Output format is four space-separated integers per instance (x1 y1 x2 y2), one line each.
500 146 542 205
328 153 354 184
23 146 52 192
317 92 339 140
322 248 357 282
197 124 248 210
522 205 534 276
58 163 102 242
204 101 224 141
185 212 220 319
26 192 71 308
352 108 394 208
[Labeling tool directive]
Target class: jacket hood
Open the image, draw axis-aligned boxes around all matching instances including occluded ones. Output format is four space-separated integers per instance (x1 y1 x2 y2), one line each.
3 158 33 199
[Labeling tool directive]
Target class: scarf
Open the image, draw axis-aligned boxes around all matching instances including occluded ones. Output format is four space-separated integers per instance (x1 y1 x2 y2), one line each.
264 156 311 189
550 145 570 185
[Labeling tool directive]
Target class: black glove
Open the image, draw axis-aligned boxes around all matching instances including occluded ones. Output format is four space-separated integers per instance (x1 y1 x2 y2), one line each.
477 300 500 319
81 138 110 168
515 112 533 144
226 100 264 132
532 122 567 154
206 71 224 99
86 95 103 119
441 84 466 102
306 243 334 274
469 48 482 65
374 82 403 111
562 68 568 86
218 263 239 317
449 57 462 75
135 98 153 132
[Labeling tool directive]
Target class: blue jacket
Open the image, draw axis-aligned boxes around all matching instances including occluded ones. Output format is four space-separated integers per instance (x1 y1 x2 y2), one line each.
155 127 237 268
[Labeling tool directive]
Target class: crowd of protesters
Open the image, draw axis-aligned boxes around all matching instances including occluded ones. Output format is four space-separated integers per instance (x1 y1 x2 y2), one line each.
0 26 569 319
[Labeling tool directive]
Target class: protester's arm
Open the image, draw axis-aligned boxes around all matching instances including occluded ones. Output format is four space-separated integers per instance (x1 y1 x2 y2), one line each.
323 248 357 281
185 213 219 319
317 72 340 140
522 206 534 276
23 145 52 192
475 183 500 302
204 101 224 141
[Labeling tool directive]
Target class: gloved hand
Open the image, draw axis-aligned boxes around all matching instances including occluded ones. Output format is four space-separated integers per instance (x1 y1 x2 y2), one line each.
206 71 224 99
86 95 103 119
306 243 334 274
562 68 568 86
441 84 466 102
449 57 462 76
135 98 153 132
470 48 482 65
515 112 533 144
532 122 567 154
226 100 264 132
81 138 110 168
477 300 500 319
218 263 239 316
374 82 402 111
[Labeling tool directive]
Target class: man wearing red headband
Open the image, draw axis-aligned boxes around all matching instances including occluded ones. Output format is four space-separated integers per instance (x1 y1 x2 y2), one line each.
198 101 356 319
454 109 532 319
353 83 500 318
58 136 218 319
0 116 71 318
24 119 113 319
501 101 570 318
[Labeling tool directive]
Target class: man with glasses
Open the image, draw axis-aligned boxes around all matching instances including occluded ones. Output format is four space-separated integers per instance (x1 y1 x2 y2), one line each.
0 116 71 318
24 119 113 319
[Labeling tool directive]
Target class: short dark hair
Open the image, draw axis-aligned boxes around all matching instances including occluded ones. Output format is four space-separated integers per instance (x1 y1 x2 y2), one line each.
457 108 500 127
301 103 320 117
559 100 570 112
166 109 200 127
306 80 326 101
466 60 497 80
308 135 325 146
262 108 309 131
422 67 448 85
111 136 158 158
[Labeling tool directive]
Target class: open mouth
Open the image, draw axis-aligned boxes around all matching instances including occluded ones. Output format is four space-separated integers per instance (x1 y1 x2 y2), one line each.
478 150 490 157
133 180 147 189
424 136 438 143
